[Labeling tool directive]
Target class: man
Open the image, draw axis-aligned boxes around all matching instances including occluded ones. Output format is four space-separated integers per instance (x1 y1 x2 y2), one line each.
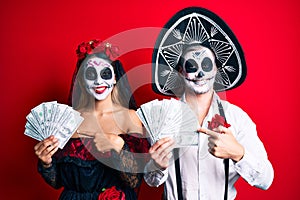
144 7 274 200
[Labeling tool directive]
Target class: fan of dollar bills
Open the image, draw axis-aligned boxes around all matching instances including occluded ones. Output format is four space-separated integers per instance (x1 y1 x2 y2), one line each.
24 101 84 149
136 98 199 146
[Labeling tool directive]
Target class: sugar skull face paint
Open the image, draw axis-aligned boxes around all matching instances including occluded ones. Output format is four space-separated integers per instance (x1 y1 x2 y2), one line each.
84 57 115 100
181 46 217 94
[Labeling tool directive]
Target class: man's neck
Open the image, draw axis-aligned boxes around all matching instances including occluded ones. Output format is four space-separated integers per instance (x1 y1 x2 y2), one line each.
185 90 214 125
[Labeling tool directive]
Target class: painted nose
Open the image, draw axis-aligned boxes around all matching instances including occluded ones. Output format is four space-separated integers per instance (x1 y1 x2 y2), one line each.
196 71 205 78
94 76 102 85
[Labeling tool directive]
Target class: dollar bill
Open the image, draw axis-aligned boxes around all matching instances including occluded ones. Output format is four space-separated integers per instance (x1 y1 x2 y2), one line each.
24 101 84 149
136 98 199 147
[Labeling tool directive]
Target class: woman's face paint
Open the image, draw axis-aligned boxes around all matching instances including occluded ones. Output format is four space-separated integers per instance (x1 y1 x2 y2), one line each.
84 57 115 100
181 45 217 94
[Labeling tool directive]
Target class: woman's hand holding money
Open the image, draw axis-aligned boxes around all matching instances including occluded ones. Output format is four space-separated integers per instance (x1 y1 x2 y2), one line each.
34 135 59 168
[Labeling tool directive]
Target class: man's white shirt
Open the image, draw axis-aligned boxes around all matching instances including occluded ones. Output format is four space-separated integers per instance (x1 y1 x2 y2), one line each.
144 93 274 200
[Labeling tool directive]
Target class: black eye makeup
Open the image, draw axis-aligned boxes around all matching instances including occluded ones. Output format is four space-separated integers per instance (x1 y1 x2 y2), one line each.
201 57 213 72
100 67 112 80
85 67 113 80
184 59 198 73
85 67 97 80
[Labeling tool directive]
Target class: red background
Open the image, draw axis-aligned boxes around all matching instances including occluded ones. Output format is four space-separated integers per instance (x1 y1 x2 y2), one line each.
1 0 299 199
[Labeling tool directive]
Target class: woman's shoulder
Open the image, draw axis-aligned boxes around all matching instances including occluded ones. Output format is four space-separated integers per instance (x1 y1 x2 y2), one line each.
127 109 143 135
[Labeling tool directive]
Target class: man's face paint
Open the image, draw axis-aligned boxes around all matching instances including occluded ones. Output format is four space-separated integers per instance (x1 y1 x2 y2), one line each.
84 57 115 100
181 46 217 94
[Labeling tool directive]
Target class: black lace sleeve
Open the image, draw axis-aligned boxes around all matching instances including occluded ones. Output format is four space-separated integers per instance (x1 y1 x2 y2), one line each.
111 134 150 188
37 159 62 189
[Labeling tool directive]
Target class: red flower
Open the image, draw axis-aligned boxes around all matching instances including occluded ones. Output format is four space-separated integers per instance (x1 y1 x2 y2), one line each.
75 39 119 61
76 41 92 60
207 114 231 131
91 39 101 49
98 186 125 200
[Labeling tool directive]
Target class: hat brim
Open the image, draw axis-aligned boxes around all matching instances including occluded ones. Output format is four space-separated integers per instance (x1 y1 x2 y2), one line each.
152 7 247 96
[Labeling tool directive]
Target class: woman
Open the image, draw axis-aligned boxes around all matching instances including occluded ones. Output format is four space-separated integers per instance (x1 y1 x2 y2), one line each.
34 39 149 200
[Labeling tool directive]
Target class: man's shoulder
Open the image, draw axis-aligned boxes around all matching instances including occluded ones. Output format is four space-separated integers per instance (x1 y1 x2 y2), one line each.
218 99 248 115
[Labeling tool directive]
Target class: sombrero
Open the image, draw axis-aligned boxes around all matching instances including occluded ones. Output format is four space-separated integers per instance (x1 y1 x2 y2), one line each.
152 7 247 96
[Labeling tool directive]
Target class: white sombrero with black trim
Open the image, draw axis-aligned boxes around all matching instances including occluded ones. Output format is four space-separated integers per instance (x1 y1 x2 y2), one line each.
152 7 247 96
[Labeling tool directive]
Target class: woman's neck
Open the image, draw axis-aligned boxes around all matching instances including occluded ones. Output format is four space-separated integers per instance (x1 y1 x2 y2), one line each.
94 94 115 115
